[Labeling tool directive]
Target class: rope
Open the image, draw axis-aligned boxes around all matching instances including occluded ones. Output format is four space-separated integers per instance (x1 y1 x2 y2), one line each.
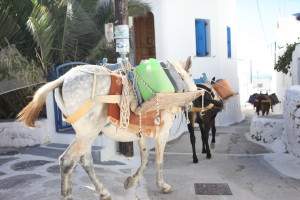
91 73 97 100
119 72 131 129
201 91 204 115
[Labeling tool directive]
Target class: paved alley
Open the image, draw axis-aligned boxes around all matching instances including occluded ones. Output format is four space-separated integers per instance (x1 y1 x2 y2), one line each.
1 114 300 200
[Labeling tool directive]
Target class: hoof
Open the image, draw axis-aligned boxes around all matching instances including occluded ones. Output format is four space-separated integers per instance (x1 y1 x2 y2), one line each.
161 184 173 194
206 154 212 159
100 192 112 200
210 143 215 149
124 176 135 190
62 196 73 200
193 157 198 163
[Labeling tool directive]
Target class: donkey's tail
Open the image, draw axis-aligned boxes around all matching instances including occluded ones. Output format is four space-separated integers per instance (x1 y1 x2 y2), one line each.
17 76 65 127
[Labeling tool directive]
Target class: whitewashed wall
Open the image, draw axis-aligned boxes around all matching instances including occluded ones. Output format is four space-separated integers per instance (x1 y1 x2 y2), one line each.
283 86 300 157
274 44 300 113
291 44 300 85
144 0 243 126
274 17 300 112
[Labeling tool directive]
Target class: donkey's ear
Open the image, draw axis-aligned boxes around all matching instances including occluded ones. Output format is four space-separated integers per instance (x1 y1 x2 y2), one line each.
184 56 192 72
211 77 216 84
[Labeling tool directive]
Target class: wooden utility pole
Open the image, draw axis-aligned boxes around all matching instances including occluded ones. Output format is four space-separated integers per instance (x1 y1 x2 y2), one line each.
114 0 134 157
115 0 128 25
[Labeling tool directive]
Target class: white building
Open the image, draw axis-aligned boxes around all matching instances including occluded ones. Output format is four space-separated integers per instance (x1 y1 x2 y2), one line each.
274 14 300 112
142 0 244 126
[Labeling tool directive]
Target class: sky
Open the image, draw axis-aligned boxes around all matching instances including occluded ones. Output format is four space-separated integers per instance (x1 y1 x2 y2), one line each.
236 0 300 75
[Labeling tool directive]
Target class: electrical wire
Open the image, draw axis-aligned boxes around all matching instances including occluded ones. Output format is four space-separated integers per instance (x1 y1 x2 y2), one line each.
256 0 268 46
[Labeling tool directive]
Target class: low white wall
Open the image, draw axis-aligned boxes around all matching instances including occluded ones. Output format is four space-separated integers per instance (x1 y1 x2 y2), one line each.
216 95 244 126
283 86 300 157
250 116 284 143
0 120 50 147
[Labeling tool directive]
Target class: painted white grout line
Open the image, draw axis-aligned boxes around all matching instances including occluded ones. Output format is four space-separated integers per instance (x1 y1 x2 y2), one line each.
148 151 274 157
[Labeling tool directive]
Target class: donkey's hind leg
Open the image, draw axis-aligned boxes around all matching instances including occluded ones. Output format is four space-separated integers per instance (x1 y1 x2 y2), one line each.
79 152 111 200
124 136 148 190
59 141 78 200
60 134 105 200
202 119 212 159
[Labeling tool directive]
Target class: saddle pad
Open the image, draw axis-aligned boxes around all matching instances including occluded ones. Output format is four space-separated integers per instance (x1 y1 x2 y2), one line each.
127 71 143 106
269 93 279 105
107 75 162 137
161 62 189 92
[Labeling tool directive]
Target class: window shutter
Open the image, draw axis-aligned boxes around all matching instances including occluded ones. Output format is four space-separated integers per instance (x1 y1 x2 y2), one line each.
195 19 207 56
227 26 232 58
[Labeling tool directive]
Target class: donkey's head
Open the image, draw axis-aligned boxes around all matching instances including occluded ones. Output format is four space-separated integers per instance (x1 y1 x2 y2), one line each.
168 56 197 92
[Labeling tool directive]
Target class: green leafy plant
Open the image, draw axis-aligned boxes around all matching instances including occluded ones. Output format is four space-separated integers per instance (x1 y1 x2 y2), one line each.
0 0 151 83
0 43 43 83
0 0 36 59
27 0 150 72
275 43 299 74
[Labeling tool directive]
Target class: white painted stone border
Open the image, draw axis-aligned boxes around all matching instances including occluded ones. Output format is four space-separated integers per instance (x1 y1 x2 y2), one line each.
0 120 50 147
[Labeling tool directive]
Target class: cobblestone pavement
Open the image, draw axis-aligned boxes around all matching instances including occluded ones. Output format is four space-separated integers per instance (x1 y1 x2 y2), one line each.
1 113 300 200
0 150 148 200
144 114 300 200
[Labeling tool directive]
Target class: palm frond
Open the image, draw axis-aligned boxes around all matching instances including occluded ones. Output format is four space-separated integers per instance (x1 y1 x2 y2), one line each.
27 3 56 70
0 6 20 47
60 0 100 62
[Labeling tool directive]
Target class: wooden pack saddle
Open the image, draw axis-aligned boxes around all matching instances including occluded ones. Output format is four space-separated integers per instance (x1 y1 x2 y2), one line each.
107 75 162 137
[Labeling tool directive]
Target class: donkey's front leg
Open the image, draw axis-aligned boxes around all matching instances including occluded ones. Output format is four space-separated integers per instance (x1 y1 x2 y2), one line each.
155 111 175 194
211 117 216 144
155 131 172 193
124 136 148 189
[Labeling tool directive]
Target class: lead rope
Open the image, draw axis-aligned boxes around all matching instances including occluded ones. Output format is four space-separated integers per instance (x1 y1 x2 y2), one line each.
154 95 160 125
185 105 190 124
201 92 205 116
139 111 142 137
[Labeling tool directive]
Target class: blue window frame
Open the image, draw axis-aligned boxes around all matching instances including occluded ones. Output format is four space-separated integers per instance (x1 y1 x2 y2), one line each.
227 26 232 58
195 19 209 57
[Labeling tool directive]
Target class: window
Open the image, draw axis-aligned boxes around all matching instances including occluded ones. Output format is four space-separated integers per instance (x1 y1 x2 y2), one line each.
227 26 232 58
195 19 209 57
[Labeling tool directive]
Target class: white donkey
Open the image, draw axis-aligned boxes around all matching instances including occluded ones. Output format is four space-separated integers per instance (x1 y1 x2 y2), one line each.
18 57 197 200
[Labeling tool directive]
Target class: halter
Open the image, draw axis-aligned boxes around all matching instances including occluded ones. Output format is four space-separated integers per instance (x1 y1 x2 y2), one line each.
192 83 223 116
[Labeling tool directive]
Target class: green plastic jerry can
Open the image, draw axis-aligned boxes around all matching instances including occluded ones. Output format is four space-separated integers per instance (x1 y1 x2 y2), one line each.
134 58 175 101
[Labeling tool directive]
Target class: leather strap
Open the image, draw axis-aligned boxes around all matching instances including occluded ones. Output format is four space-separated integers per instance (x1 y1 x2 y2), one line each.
65 99 94 124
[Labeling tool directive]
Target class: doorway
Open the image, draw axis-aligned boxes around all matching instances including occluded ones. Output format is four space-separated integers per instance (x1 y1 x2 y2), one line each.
133 12 156 64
